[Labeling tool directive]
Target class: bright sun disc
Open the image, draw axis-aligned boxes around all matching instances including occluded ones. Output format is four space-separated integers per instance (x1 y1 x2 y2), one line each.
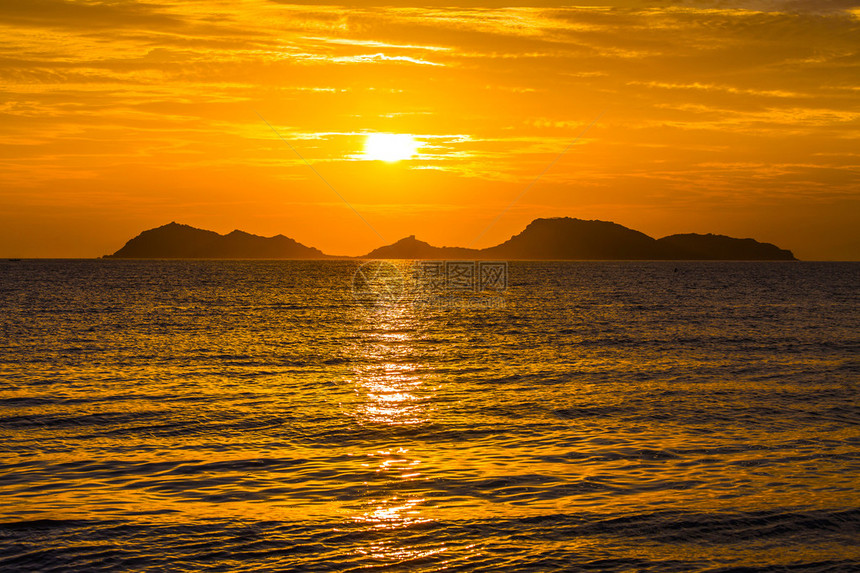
363 133 419 162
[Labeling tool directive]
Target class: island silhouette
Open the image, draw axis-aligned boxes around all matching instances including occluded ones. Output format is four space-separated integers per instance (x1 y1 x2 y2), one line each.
105 218 797 260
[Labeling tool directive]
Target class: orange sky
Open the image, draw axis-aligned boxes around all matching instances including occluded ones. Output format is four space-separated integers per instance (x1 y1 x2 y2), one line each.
1 1 858 259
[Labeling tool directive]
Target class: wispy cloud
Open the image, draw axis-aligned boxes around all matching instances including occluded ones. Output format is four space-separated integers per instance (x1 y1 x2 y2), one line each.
1 0 858 257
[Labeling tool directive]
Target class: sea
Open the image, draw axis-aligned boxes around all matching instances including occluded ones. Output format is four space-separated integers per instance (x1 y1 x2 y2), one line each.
0 260 857 572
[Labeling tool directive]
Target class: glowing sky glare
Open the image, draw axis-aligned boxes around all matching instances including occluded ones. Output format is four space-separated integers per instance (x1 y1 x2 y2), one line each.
363 133 420 162
1 1 858 259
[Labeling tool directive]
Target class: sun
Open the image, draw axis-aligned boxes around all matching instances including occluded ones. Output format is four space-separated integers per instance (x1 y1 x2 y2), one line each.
363 133 419 162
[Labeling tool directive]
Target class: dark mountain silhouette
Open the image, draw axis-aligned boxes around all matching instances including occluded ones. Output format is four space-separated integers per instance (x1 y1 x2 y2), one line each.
656 233 796 260
106 218 796 260
106 222 328 259
363 236 479 259
481 218 663 260
205 230 326 259
364 218 795 260
107 222 221 258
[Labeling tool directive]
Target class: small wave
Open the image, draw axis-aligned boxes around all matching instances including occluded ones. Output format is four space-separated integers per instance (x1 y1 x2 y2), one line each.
0 509 857 571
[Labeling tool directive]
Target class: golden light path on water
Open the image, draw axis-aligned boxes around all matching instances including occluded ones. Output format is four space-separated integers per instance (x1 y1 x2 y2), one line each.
347 303 448 561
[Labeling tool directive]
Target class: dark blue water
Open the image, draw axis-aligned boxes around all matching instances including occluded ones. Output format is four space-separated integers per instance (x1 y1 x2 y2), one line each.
1 260 858 571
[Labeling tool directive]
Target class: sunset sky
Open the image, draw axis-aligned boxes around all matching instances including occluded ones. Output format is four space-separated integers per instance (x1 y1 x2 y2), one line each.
1 0 858 259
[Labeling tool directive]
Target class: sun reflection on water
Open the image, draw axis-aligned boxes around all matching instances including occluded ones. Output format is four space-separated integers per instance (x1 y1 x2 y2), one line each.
353 495 430 529
346 304 441 561
354 361 428 426
350 305 433 428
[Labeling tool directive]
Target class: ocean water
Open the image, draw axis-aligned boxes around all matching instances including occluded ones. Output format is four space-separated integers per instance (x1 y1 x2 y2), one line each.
0 260 857 572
